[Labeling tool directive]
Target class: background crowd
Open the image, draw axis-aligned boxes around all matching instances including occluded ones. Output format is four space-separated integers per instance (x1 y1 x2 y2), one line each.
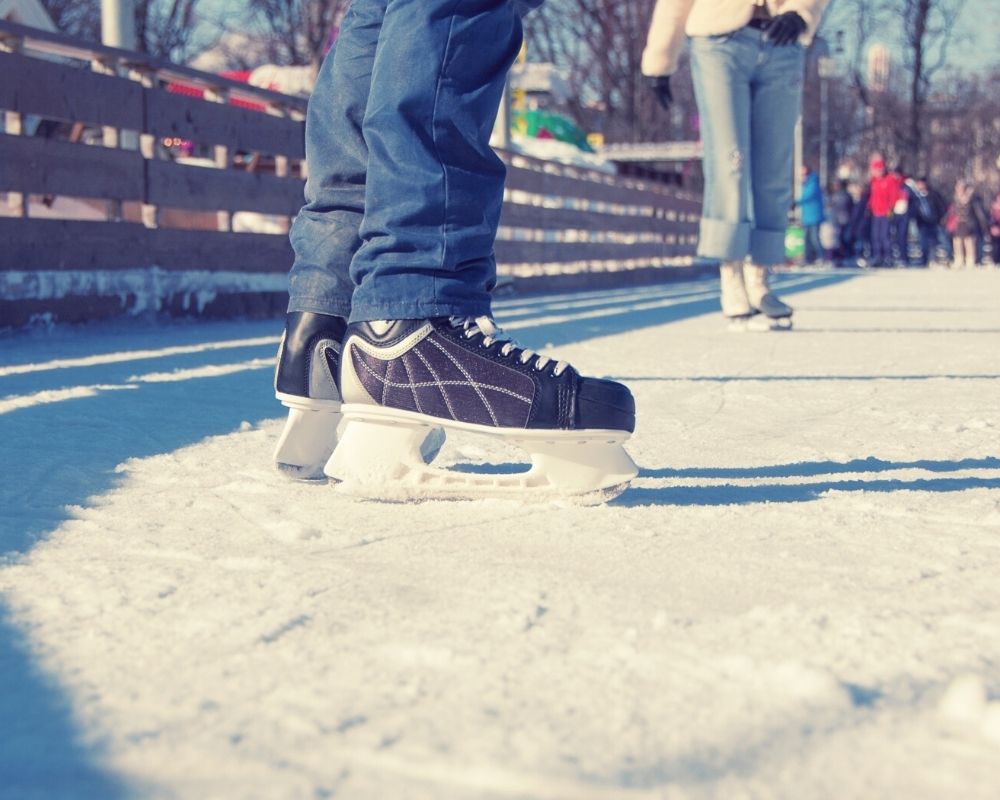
797 160 1000 269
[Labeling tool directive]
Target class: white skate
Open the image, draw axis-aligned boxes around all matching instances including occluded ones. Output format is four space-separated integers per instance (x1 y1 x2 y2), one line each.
743 264 793 330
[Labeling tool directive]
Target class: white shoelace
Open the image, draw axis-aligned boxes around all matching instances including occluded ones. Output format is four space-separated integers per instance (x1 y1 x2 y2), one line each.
449 315 569 376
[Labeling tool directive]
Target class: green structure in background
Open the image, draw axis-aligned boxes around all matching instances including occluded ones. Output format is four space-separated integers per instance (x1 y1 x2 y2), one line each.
512 110 594 153
785 224 805 261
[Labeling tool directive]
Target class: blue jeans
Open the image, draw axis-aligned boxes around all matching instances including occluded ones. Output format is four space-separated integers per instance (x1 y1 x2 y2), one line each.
803 223 822 264
690 28 804 266
288 0 524 322
870 216 892 266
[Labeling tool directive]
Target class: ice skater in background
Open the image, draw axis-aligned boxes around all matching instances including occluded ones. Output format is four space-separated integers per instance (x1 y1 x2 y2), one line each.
270 0 637 502
797 164 826 265
642 0 830 330
948 180 988 269
865 156 900 268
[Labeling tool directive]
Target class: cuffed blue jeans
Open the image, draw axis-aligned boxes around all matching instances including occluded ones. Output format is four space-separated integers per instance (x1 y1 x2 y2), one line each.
690 28 804 266
288 0 524 322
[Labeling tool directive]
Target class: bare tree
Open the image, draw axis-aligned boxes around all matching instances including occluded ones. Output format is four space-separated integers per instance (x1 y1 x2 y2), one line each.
38 0 101 41
39 0 210 61
821 0 966 171
523 0 688 144
135 0 204 61
900 0 964 170
246 0 349 68
924 67 1000 190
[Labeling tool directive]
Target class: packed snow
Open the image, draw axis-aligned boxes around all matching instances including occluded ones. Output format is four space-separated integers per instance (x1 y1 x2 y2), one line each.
1 268 999 799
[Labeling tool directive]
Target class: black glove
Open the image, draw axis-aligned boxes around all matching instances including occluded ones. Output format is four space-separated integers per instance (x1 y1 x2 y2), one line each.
766 12 806 46
645 75 673 110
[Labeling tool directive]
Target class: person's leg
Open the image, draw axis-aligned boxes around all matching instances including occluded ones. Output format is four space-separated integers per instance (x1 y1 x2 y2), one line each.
741 34 802 324
939 225 954 261
690 33 755 263
953 236 963 267
917 224 931 266
347 0 523 323
809 225 821 263
287 0 387 318
873 217 890 265
898 216 911 265
838 226 852 265
748 34 803 268
803 225 816 263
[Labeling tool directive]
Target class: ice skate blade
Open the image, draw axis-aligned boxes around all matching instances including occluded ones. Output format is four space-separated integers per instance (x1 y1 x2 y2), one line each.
727 314 792 332
273 395 447 481
273 393 342 481
325 406 638 504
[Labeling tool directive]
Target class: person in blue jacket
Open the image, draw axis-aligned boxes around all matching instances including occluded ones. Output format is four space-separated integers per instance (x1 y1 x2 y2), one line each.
797 165 825 264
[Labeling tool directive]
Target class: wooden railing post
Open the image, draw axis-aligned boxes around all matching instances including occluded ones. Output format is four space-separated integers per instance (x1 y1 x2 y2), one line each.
131 65 160 229
204 86 232 232
92 57 124 221
1 33 27 218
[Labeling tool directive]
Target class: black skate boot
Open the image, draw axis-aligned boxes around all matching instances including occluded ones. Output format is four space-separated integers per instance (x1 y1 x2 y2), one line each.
326 316 638 502
273 311 349 479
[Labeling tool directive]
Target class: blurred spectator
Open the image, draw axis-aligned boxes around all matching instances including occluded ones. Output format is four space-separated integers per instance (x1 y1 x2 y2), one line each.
829 179 854 265
910 177 948 267
797 165 825 264
989 191 1000 266
948 180 988 268
849 181 872 265
892 166 911 265
867 156 900 267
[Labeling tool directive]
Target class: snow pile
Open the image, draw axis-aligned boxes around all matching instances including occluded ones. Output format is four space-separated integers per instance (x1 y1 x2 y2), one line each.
2 269 1000 798
495 132 617 174
939 675 1000 745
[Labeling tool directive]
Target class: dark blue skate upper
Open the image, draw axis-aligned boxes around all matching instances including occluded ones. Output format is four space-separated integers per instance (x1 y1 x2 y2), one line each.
346 318 635 433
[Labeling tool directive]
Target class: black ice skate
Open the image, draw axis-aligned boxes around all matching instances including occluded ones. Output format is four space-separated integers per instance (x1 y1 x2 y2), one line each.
272 311 349 479
273 312 446 480
325 316 638 502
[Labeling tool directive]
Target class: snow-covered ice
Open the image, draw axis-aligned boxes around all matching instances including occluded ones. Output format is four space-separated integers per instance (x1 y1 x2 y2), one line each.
1 268 999 799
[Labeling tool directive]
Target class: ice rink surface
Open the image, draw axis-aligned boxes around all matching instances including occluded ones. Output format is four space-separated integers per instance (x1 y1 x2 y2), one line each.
1 268 999 799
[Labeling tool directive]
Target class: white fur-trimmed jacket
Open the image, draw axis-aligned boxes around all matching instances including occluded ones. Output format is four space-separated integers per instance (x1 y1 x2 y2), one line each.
641 0 831 77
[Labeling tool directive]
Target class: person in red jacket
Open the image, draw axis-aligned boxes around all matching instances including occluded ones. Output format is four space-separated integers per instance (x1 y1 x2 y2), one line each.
867 156 901 267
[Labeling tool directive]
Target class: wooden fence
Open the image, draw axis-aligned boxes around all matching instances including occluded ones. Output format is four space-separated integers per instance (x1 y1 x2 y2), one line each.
0 20 701 328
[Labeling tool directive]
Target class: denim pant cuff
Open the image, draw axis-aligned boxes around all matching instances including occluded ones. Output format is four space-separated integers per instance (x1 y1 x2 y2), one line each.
697 218 751 261
749 229 787 266
348 299 492 324
287 296 353 319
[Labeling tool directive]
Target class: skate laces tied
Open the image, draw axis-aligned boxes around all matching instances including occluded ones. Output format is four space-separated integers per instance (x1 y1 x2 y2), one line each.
450 315 569 376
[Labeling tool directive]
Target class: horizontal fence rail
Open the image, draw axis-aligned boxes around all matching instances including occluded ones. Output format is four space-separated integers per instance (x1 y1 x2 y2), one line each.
0 20 701 327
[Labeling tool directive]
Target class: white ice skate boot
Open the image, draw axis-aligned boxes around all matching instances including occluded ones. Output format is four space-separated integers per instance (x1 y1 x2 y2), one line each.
743 264 793 330
326 316 638 503
719 260 762 331
273 312 445 480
